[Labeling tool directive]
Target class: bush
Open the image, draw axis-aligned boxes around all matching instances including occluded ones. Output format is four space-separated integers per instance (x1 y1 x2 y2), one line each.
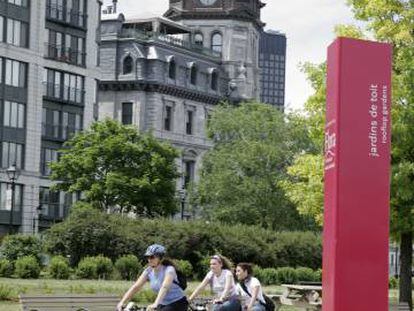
0 284 15 301
255 267 279 285
45 208 322 276
174 259 193 278
49 256 70 279
0 234 43 263
314 269 322 282
276 267 298 284
295 267 316 282
115 255 142 280
389 276 398 289
76 256 113 279
76 257 97 279
15 256 41 279
94 255 113 280
0 259 13 277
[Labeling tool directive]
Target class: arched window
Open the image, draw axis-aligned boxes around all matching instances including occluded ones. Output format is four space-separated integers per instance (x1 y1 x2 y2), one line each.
194 33 203 46
190 65 197 85
211 70 218 91
123 55 133 74
211 32 223 53
168 59 176 80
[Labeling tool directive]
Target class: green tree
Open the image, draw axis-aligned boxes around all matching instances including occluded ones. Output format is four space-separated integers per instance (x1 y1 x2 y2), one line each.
50 119 179 216
194 102 315 230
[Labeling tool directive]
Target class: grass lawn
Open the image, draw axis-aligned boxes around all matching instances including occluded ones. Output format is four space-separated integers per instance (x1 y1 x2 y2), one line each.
0 278 401 311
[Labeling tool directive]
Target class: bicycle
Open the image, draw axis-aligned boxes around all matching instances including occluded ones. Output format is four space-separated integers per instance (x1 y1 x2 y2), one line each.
120 297 214 311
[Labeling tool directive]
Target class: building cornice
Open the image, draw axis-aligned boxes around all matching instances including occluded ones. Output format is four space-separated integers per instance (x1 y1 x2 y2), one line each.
99 80 224 105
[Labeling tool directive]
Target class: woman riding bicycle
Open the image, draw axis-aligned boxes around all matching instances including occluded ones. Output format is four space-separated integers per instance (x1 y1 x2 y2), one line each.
189 255 240 311
116 244 188 311
235 263 266 311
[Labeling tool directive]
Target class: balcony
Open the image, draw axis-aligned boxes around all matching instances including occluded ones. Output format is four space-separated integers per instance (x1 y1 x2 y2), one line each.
43 82 85 106
46 3 87 29
120 29 222 59
42 123 81 142
45 43 86 67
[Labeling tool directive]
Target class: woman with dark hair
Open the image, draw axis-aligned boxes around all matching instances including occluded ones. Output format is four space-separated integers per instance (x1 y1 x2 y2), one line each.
189 255 240 311
235 263 266 311
116 244 188 311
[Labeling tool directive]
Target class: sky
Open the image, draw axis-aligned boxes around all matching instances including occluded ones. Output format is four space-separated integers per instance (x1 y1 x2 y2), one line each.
103 0 359 111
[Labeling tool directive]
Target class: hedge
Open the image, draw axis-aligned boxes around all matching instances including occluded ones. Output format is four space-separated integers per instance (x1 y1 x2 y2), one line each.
45 207 322 276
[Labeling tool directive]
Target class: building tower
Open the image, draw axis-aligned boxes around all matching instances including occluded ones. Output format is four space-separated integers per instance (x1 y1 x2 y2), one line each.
164 0 265 101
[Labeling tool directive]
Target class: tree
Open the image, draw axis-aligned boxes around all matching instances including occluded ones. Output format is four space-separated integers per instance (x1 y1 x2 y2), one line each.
50 119 179 216
194 102 316 230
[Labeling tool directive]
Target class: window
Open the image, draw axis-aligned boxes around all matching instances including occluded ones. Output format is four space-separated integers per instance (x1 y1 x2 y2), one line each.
42 108 82 140
39 187 60 217
5 59 26 87
190 65 197 85
45 69 84 104
168 59 176 80
194 33 203 46
3 101 25 128
164 105 172 131
41 148 58 175
211 71 218 91
6 18 28 48
211 32 222 53
121 102 133 125
2 142 23 168
47 0 86 28
0 182 23 211
186 110 194 135
123 56 133 74
7 0 29 7
184 160 195 188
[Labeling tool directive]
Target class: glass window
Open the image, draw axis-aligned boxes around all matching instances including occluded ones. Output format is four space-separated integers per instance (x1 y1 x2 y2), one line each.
211 32 222 53
168 59 176 80
5 59 26 87
121 102 133 125
6 18 28 48
211 71 218 91
123 56 133 74
2 141 23 168
186 110 193 135
0 182 23 211
8 0 28 7
3 101 25 128
164 105 172 131
194 33 203 46
190 65 197 85
41 148 58 175
184 161 195 188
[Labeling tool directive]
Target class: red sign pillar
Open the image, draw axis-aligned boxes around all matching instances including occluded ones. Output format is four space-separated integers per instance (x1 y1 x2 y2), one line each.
322 38 392 311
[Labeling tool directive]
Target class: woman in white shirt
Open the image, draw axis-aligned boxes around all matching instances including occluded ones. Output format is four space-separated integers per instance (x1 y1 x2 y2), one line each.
235 263 266 311
189 255 240 311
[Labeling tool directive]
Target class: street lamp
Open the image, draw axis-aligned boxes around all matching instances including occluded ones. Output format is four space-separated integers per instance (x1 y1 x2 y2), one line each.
6 163 20 234
179 187 186 220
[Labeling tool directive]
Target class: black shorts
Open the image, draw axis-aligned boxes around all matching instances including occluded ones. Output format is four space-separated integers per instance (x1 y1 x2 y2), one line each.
159 297 189 311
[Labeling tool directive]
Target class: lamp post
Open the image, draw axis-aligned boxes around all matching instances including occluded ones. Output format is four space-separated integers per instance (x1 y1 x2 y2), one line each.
6 163 20 234
179 187 186 220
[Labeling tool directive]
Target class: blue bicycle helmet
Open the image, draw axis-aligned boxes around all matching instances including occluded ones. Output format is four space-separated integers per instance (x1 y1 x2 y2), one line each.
144 244 166 257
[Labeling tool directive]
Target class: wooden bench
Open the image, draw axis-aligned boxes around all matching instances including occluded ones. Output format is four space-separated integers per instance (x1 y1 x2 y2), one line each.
20 294 120 311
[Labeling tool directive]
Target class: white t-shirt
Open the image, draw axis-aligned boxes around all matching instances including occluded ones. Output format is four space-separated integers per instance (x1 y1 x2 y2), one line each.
207 269 237 298
236 277 265 305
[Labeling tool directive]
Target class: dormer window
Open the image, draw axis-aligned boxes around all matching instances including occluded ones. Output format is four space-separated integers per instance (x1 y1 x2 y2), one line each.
168 59 176 80
211 32 223 53
123 55 133 74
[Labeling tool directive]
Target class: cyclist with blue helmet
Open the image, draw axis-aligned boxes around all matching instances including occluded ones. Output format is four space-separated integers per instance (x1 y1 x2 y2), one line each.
117 244 188 311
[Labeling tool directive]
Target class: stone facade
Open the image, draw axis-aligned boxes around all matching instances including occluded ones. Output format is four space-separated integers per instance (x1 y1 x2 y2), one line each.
0 0 102 235
98 1 264 203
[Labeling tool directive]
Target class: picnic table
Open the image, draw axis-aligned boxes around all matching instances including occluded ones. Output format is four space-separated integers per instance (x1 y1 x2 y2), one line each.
279 284 322 311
